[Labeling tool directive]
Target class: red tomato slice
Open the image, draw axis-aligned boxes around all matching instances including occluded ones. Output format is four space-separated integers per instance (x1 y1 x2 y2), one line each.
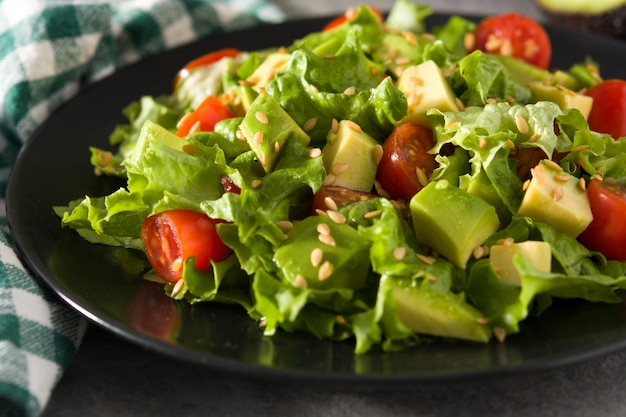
578 179 626 261
311 185 377 214
322 6 383 31
584 79 626 140
375 123 437 202
468 13 552 69
175 95 235 137
173 48 240 89
141 210 231 282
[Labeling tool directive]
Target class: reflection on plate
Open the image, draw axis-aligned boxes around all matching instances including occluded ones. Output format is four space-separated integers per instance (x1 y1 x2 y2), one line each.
7 15 626 384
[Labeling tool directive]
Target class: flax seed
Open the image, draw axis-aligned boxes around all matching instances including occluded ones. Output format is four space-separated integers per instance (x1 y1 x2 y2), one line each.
318 261 334 280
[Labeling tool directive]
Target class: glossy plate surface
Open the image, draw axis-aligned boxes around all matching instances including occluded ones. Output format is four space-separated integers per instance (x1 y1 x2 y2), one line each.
7 15 626 385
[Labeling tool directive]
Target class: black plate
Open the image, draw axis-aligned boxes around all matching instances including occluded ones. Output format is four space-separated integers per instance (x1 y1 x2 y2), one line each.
7 15 626 385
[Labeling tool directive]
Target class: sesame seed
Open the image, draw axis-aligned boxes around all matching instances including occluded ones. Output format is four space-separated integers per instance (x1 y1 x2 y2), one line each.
323 173 336 186
318 261 334 280
276 220 293 231
527 133 539 143
493 327 507 343
307 147 322 158
189 120 202 134
393 246 406 261
505 139 515 149
255 111 269 124
318 233 336 247
345 120 362 132
182 144 201 155
310 248 324 267
373 145 384 165
343 86 356 95
579 177 587 191
171 278 185 297
303 118 318 131
554 174 570 182
374 180 392 199
253 131 264 145
331 162 350 175
364 209 382 219
331 118 339 133
327 210 346 224
552 186 564 201
478 137 488 150
323 196 338 211
571 144 590 153
317 223 331 235
415 167 429 187
497 237 515 246
294 274 308 288
416 253 436 265
515 113 529 134
314 209 327 216
544 159 562 171
236 129 246 141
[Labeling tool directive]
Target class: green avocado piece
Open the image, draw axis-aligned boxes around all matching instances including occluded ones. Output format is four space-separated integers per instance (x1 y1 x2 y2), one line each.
383 276 492 342
273 216 371 290
528 83 594 118
490 240 552 286
239 92 310 172
535 0 626 37
494 55 579 90
465 169 511 225
517 160 592 236
322 120 380 192
409 180 500 269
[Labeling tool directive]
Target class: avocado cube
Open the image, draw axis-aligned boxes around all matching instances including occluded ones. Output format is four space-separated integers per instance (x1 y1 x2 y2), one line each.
239 92 310 172
273 216 371 290
245 51 290 89
383 276 492 342
409 180 500 269
397 60 460 126
490 240 552 286
517 160 592 236
529 83 594 119
322 120 380 192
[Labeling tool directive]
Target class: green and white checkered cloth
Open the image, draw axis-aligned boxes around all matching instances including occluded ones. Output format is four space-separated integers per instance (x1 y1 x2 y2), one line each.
0 1 284 416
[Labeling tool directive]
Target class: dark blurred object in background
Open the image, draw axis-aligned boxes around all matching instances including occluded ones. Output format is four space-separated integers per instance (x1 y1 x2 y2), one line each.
535 0 626 38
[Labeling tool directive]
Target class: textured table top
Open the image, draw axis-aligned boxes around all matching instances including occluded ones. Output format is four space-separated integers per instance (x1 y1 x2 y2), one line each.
42 1 626 416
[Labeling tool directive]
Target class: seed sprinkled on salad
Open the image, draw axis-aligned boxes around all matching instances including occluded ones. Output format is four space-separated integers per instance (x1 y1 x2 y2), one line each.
515 113 529 134
255 111 268 124
327 210 347 224
311 248 324 267
393 246 406 261
324 196 338 211
295 274 308 289
303 117 318 131
318 261 334 281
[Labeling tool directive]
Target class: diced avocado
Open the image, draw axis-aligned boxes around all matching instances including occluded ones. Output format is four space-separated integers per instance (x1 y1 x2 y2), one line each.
383 276 492 342
232 85 259 114
465 169 511 224
529 83 594 119
245 52 290 89
273 216 371 290
397 60 460 126
490 241 552 286
409 180 500 269
239 93 310 172
322 120 380 192
517 160 592 236
494 55 579 90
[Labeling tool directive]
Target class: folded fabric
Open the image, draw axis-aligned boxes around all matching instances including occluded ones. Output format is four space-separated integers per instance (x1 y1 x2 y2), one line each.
0 1 284 416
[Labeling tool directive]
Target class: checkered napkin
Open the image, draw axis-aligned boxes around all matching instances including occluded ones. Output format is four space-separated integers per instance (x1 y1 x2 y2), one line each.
0 1 284 416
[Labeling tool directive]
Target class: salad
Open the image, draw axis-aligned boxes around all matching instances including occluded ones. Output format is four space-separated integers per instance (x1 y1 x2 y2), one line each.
56 0 626 354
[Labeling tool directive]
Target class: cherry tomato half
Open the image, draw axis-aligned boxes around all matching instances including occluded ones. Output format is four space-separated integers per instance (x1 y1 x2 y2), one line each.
578 179 626 261
468 13 552 70
585 79 626 140
175 95 235 137
141 209 231 282
322 6 383 31
173 48 240 89
375 123 437 202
